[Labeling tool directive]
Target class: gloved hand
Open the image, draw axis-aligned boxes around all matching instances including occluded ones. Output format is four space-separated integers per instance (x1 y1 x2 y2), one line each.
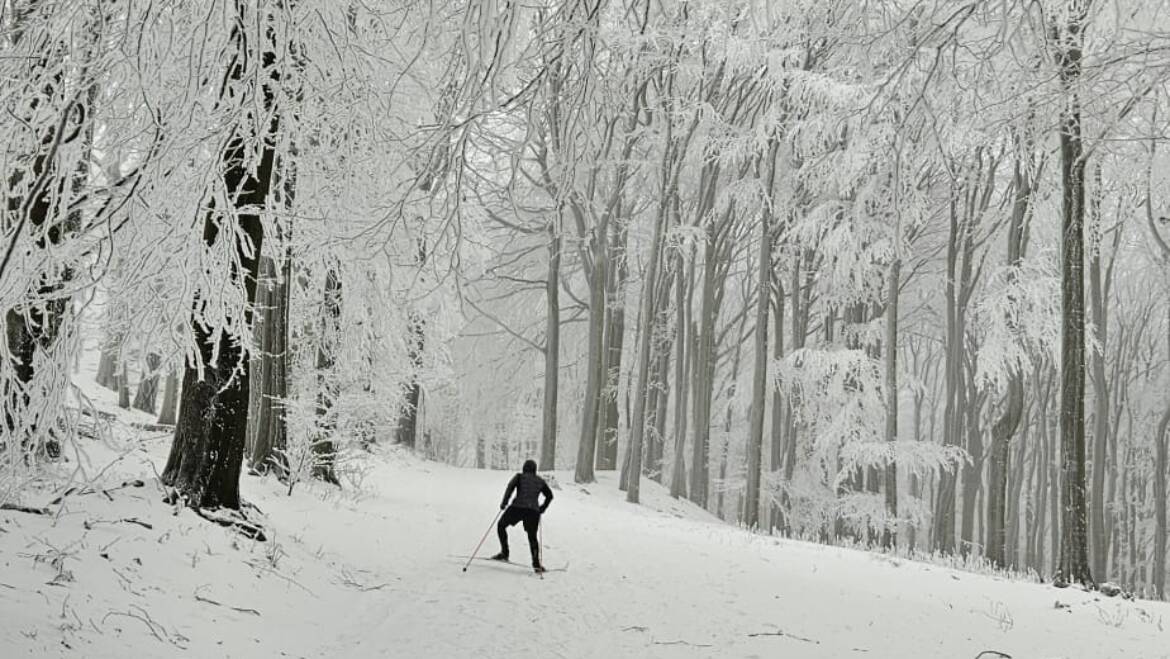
499 502 507 510
538 505 548 515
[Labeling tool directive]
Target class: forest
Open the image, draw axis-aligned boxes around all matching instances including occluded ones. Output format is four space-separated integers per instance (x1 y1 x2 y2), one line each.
2 0 1169 610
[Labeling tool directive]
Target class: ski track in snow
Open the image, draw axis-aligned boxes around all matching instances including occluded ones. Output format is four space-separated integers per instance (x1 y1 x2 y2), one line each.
2 363 1169 658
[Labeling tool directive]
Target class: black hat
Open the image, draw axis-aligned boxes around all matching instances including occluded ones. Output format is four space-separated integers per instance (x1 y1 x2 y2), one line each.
522 459 537 474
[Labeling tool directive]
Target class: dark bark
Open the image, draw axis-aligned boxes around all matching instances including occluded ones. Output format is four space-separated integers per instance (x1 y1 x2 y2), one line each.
161 8 279 510
312 267 341 484
395 310 425 449
1052 4 1094 587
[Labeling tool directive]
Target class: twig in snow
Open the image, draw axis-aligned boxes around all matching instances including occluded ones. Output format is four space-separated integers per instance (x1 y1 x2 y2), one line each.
748 630 820 644
194 588 261 616
974 652 1012 659
244 558 316 596
86 517 154 531
652 639 713 648
101 608 168 644
336 568 388 592
50 479 145 506
1 503 50 515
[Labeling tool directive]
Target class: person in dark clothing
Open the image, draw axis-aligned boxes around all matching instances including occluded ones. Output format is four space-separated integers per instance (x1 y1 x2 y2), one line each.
491 459 553 571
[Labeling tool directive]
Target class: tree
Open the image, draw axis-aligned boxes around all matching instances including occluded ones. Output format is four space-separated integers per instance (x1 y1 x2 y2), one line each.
162 5 283 510
1051 0 1094 588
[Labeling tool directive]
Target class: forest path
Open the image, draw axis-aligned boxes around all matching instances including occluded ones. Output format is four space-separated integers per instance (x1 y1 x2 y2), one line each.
256 454 1168 659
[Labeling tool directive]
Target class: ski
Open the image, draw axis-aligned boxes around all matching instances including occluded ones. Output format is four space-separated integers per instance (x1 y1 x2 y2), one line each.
452 555 568 572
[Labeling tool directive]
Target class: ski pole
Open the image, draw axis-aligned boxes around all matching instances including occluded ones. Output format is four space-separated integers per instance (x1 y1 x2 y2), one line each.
462 510 502 573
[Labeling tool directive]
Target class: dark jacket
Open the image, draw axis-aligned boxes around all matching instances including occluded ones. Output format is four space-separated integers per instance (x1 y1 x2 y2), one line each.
502 472 553 512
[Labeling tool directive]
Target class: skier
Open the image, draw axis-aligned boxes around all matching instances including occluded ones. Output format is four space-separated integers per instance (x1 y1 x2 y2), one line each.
491 459 553 572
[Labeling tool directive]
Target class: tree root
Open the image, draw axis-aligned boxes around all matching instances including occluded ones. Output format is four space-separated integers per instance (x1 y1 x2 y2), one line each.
193 507 267 542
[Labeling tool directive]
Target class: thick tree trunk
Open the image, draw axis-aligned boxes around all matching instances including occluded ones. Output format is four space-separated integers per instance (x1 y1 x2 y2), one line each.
540 222 561 469
1053 5 1094 587
161 9 278 510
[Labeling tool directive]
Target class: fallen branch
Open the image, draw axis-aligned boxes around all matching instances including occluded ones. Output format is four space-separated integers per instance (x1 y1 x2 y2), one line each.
1 503 50 515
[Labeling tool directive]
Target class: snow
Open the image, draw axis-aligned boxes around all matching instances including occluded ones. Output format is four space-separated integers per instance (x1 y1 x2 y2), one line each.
2 368 1169 657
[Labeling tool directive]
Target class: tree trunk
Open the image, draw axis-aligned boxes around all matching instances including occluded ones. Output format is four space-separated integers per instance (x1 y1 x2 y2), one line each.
625 185 670 504
132 353 162 414
161 8 277 510
1087 186 1112 580
769 273 786 531
117 362 131 409
540 221 561 469
574 234 607 484
743 156 774 528
96 342 119 390
395 311 425 449
669 253 691 499
987 152 1031 566
157 369 179 426
313 267 341 484
882 259 900 548
1153 406 1169 599
596 221 628 471
245 254 289 475
1053 4 1094 587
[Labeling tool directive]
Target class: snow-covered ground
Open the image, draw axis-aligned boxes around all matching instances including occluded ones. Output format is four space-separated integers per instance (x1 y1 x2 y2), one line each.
3 371 1169 658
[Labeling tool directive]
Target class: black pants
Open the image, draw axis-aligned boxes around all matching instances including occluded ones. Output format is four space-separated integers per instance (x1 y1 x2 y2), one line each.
498 506 540 564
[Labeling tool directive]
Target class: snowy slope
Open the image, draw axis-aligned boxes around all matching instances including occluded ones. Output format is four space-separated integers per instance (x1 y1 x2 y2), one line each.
2 371 1169 658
